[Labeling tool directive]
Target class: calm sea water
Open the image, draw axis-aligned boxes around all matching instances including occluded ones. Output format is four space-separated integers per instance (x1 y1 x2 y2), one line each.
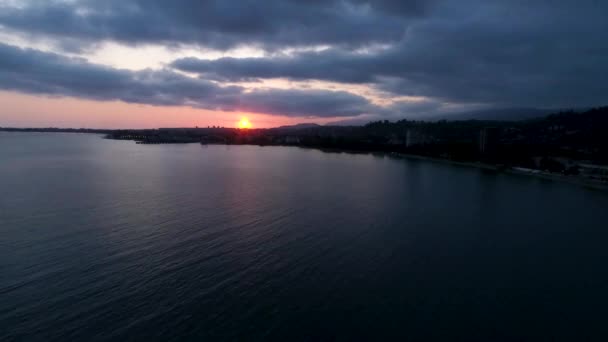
1 132 608 341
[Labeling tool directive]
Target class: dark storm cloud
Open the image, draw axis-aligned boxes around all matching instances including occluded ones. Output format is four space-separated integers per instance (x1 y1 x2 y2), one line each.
372 0 608 108
351 0 433 16
236 89 372 117
0 43 240 106
172 0 608 109
171 50 378 84
0 0 433 50
0 43 375 117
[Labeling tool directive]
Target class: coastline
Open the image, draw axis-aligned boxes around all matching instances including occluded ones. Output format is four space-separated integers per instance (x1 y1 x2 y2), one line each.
291 145 608 191
5 129 607 191
504 167 608 191
109 135 608 192
387 152 608 191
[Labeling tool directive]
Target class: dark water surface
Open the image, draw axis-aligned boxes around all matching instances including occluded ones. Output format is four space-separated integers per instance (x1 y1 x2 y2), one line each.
2 132 608 341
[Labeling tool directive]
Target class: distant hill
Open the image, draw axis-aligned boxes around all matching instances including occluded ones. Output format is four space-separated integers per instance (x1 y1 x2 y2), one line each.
328 108 565 127
275 123 321 130
326 117 374 126
429 108 556 122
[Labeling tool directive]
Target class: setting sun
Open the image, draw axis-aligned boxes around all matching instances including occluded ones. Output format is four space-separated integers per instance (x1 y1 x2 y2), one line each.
238 117 252 129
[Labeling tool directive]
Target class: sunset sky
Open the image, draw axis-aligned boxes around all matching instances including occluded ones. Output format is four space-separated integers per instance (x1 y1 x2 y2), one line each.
0 0 606 128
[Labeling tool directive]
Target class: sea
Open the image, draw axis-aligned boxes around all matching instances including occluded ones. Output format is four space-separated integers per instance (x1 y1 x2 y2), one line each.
1 132 608 341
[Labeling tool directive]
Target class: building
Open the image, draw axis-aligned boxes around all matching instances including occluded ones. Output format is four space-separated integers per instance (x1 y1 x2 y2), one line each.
388 134 404 145
284 136 301 144
578 164 608 181
479 127 500 154
406 128 429 147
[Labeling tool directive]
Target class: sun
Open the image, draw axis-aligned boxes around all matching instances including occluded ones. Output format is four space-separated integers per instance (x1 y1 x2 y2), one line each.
238 117 252 129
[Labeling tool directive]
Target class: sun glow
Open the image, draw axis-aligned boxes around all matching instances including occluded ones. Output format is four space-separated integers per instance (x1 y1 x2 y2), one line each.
238 117 252 129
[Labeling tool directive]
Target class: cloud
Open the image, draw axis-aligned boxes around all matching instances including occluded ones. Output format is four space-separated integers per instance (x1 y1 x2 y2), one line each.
171 50 377 83
0 43 375 117
171 0 608 109
0 0 432 50
236 88 374 117
1 0 608 120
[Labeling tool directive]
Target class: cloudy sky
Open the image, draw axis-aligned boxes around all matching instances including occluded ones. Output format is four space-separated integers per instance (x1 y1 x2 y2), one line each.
0 0 606 128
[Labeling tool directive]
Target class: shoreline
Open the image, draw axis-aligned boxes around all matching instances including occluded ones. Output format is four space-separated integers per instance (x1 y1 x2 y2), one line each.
284 145 608 191
504 167 608 191
292 146 608 191
111 137 608 192
5 130 607 191
386 152 608 191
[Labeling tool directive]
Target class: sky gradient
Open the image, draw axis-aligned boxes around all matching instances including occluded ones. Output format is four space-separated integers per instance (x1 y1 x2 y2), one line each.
0 0 606 128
